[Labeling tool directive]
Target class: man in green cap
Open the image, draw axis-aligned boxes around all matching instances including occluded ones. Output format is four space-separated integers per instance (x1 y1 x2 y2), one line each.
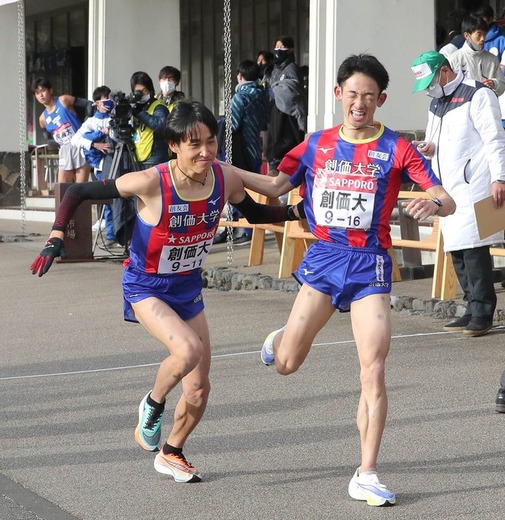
411 50 505 337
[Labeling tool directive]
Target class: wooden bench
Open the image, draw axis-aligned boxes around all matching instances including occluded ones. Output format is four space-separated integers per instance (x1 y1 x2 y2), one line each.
217 190 285 265
392 190 457 299
222 187 461 300
242 186 409 282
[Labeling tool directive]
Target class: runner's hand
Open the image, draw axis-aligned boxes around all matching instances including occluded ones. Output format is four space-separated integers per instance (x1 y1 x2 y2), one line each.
30 237 65 277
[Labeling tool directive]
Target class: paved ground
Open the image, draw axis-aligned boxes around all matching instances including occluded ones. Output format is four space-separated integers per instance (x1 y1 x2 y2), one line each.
1 219 505 519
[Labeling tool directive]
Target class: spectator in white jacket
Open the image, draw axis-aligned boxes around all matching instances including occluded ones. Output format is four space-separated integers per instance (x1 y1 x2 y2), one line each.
447 14 505 96
411 50 505 337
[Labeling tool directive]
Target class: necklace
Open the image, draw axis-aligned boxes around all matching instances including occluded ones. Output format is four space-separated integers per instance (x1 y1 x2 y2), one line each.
342 123 376 131
177 162 207 186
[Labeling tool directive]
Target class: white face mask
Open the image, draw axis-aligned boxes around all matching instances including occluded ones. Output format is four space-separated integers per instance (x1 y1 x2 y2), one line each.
140 93 150 104
426 70 445 98
427 81 445 98
467 39 484 52
160 80 177 95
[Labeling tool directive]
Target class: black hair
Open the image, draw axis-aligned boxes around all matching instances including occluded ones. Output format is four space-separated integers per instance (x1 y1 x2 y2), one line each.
436 22 448 47
158 65 181 83
130 71 155 95
473 5 494 21
276 35 295 49
165 100 218 145
444 8 468 34
461 13 488 34
92 85 111 102
257 50 275 64
31 77 52 92
337 54 390 93
237 60 260 81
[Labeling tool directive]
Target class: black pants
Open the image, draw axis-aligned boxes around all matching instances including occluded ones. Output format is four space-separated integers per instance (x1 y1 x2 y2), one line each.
450 245 496 320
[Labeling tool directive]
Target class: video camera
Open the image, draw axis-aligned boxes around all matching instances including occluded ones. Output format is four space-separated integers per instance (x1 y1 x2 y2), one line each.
109 90 142 142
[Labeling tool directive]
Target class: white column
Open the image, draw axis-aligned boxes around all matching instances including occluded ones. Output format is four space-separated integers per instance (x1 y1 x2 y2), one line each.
308 0 436 132
0 1 23 151
87 0 106 97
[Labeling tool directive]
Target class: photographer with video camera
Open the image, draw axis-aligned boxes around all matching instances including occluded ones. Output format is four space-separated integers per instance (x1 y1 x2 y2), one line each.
99 72 169 247
129 71 170 168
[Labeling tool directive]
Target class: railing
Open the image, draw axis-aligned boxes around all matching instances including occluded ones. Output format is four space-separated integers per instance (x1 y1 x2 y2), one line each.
30 145 58 194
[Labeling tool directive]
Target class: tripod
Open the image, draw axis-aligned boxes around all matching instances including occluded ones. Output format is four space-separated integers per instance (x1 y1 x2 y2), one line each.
92 137 141 257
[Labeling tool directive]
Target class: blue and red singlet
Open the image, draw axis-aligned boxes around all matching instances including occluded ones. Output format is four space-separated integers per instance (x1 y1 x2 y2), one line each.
128 161 226 276
279 123 440 250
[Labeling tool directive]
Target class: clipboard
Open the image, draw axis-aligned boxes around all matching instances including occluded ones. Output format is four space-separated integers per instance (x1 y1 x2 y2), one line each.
474 196 505 239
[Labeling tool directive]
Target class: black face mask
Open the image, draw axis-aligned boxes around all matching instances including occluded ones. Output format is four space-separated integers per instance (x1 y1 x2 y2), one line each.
258 63 267 75
274 49 289 64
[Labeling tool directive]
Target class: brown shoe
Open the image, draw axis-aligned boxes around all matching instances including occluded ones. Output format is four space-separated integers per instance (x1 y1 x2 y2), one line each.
443 315 471 331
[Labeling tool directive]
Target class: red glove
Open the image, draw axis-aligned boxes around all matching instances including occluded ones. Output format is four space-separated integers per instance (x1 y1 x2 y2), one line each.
30 237 65 277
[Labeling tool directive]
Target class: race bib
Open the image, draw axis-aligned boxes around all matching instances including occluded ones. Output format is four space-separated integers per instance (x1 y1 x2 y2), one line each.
312 168 378 229
52 122 74 145
157 239 213 274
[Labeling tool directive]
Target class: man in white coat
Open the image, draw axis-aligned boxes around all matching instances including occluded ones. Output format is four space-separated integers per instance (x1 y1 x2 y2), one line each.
411 50 505 337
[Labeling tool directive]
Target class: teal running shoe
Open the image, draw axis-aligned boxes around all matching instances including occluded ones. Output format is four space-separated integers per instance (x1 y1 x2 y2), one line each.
134 392 164 452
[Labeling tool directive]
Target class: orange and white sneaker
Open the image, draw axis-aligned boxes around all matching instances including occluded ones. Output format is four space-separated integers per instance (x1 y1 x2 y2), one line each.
154 451 202 483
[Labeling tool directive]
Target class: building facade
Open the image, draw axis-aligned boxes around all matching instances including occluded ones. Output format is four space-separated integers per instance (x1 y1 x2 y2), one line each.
1 0 503 206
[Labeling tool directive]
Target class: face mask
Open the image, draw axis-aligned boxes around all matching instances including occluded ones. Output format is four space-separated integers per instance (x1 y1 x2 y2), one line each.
101 99 114 112
140 93 150 104
467 39 484 52
160 80 177 95
427 80 445 98
274 49 289 63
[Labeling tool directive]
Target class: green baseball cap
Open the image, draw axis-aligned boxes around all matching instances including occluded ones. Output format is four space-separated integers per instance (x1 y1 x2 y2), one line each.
411 51 446 92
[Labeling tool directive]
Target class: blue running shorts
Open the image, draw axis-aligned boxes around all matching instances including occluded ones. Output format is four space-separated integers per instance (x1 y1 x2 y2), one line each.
293 240 392 312
122 264 205 323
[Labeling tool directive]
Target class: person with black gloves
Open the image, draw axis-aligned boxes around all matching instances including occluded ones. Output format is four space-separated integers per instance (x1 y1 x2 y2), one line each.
30 100 305 484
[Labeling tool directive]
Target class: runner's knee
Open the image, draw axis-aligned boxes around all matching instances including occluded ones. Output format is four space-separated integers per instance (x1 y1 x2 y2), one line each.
172 338 204 375
360 360 386 391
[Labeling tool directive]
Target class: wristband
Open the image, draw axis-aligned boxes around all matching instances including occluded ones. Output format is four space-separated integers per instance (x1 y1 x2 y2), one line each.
287 205 298 220
431 197 443 214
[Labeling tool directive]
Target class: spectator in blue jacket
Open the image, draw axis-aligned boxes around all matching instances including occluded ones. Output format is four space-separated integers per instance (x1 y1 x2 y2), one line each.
71 85 116 245
215 60 269 244
231 60 269 173
475 5 505 128
476 5 505 68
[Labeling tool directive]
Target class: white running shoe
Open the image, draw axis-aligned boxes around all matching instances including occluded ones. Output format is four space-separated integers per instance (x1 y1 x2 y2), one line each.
261 326 285 365
348 468 396 506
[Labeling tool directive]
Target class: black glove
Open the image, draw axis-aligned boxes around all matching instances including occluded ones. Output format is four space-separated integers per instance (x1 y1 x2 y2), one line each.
30 237 65 277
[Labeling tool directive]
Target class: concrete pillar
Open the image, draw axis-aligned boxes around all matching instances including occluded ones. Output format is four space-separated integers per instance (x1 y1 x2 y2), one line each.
308 0 436 132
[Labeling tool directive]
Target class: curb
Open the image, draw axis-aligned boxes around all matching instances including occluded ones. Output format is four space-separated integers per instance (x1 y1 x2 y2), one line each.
202 267 505 324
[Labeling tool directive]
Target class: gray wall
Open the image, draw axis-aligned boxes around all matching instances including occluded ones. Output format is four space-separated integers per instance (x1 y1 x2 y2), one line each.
0 2 25 153
308 0 435 133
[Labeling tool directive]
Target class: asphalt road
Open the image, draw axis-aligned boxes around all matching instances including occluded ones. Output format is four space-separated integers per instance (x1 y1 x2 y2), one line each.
1 224 505 519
